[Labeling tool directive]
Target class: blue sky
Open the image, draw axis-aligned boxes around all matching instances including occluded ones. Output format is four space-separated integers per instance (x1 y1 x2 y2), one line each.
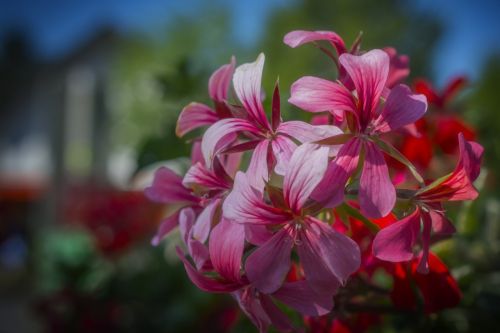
1 0 498 86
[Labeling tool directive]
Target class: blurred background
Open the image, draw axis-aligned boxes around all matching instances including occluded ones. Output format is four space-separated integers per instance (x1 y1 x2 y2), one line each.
0 0 499 332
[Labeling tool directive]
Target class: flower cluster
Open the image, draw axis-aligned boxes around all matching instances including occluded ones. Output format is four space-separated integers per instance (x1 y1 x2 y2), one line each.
145 29 483 332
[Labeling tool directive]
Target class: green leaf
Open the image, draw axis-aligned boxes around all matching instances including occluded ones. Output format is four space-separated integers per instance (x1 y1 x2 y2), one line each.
338 202 380 233
372 137 425 185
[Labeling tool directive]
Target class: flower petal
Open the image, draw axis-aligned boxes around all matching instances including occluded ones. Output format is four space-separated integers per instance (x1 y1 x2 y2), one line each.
272 280 333 316
384 47 409 88
339 50 389 126
223 172 291 225
312 137 362 208
374 84 427 133
245 227 294 294
202 118 261 166
209 218 245 282
288 76 356 119
176 102 219 137
271 135 297 176
176 247 241 293
372 208 421 262
283 143 329 212
245 225 273 246
151 210 181 246
283 30 346 54
277 120 343 143
145 167 198 204
233 53 270 130
260 295 294 332
359 140 396 218
208 56 235 102
247 139 271 190
183 162 231 192
192 199 220 243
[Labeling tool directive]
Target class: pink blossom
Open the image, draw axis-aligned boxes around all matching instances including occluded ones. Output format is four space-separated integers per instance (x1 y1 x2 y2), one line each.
373 133 483 272
290 49 427 218
202 53 342 190
223 143 361 295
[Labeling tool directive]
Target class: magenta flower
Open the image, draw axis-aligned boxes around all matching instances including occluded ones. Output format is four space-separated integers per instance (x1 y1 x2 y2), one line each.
373 133 483 272
176 57 236 137
223 143 361 296
202 53 342 190
289 49 427 218
176 217 333 333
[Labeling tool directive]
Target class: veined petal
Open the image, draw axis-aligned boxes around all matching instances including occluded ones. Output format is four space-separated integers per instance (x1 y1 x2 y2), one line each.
233 53 271 130
359 140 395 218
312 137 362 208
277 120 343 143
271 136 297 176
283 143 329 212
223 172 291 225
176 102 219 137
297 218 360 294
283 30 346 54
145 167 198 204
247 139 271 190
192 199 220 243
245 227 294 294
202 118 261 166
372 208 421 262
183 162 231 192
288 76 356 119
209 218 245 283
208 56 236 102
416 211 432 273
272 280 333 316
176 247 241 293
374 84 427 133
339 50 389 126
245 225 273 246
429 208 456 236
456 132 484 182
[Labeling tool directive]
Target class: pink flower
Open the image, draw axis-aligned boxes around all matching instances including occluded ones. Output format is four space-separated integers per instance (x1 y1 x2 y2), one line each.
176 217 333 333
176 57 236 137
202 53 342 190
223 143 361 296
289 49 427 218
373 133 483 272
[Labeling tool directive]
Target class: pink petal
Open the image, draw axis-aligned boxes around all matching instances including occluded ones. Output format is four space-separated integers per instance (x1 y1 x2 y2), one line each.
272 280 333 316
359 140 396 218
374 84 427 133
384 47 410 88
247 139 271 190
233 288 271 333
202 118 261 166
339 50 389 126
192 199 220 243
456 132 484 182
312 138 362 208
245 225 274 246
372 208 421 262
178 207 196 246
176 102 218 137
283 30 346 54
190 140 204 165
277 120 343 143
429 209 456 236
145 167 198 204
209 218 245 282
271 136 297 176
297 218 360 294
283 143 329 212
233 53 271 130
187 239 210 271
245 227 294 294
223 172 291 225
151 210 181 246
183 162 231 192
288 76 356 120
176 247 241 293
208 56 235 102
